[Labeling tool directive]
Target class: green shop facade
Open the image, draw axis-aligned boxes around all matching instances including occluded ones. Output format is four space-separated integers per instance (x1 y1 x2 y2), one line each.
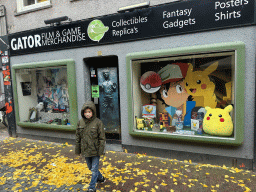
3 0 256 169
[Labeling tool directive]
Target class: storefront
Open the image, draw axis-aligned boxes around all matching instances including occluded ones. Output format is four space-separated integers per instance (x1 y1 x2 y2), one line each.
5 0 256 169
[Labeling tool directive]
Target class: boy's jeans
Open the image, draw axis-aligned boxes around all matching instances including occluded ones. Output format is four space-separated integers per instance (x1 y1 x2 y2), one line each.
85 156 103 189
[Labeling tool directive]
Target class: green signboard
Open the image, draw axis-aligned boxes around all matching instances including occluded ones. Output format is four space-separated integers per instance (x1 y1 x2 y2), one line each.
91 85 99 98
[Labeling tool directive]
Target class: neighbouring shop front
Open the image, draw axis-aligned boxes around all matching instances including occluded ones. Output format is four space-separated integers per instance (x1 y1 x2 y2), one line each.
3 0 256 169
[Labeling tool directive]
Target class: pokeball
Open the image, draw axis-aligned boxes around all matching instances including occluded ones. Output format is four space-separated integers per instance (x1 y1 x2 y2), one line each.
140 71 162 93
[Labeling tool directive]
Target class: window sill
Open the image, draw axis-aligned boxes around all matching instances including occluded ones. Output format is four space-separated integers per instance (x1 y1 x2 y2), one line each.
15 4 52 16
18 122 76 131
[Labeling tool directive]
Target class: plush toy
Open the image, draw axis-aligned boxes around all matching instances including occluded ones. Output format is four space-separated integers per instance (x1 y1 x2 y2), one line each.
203 105 233 136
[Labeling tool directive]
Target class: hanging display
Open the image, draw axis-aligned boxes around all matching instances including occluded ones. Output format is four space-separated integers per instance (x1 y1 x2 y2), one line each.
21 82 32 96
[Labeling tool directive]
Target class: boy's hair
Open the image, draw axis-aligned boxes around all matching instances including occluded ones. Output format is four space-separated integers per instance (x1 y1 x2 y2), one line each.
156 82 172 107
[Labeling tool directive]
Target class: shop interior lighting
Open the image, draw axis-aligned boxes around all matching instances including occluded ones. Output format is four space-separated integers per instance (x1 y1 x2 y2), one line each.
118 2 150 13
44 16 72 26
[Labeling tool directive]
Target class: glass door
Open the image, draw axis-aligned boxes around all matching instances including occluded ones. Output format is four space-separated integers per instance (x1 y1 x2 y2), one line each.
85 56 121 142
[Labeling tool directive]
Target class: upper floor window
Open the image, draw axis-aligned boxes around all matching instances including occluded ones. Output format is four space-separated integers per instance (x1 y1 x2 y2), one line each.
17 0 51 13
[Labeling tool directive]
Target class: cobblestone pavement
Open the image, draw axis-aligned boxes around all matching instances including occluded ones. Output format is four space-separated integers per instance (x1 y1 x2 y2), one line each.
0 128 106 192
0 126 8 141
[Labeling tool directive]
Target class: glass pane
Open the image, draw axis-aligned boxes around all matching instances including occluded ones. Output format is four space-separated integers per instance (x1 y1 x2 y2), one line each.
16 67 70 125
24 0 36 6
132 51 235 138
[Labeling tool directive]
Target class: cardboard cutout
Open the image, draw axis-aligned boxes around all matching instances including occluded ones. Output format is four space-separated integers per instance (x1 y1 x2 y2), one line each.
140 71 162 93
184 62 218 108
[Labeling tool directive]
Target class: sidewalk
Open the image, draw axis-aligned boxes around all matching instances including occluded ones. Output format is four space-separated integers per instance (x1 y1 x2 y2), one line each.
0 128 256 192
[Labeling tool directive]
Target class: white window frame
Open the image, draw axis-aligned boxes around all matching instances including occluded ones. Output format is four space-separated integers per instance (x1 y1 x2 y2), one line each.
16 0 51 13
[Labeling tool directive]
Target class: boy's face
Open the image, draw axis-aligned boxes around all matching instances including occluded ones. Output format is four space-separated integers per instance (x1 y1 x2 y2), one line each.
160 80 189 108
84 108 93 119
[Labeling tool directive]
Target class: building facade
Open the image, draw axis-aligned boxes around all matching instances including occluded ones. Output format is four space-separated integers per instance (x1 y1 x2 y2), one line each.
1 0 256 170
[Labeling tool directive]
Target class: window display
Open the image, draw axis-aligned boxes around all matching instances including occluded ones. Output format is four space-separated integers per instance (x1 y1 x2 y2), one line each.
12 59 78 131
15 67 70 125
134 55 233 135
127 42 245 145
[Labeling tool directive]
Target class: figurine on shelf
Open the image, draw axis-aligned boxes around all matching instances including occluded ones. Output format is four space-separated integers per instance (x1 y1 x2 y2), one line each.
135 116 144 130
35 102 44 112
175 110 184 130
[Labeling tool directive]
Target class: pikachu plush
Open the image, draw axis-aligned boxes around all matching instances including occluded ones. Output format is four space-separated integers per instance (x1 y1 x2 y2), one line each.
203 105 233 136
184 62 218 108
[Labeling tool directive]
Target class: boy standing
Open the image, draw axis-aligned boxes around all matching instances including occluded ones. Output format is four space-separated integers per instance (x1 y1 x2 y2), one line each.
75 101 106 192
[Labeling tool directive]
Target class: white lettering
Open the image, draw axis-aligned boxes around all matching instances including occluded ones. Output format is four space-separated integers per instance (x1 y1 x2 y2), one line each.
11 38 17 51
27 36 34 48
17 38 23 50
34 35 41 47
215 0 249 9
22 36 28 49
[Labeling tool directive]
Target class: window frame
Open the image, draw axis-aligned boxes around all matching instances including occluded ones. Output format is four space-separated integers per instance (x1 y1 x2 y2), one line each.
126 41 245 146
12 59 78 131
16 0 51 14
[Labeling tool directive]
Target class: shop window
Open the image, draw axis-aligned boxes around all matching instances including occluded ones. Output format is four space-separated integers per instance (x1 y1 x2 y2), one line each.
16 0 51 13
126 42 245 145
12 59 78 131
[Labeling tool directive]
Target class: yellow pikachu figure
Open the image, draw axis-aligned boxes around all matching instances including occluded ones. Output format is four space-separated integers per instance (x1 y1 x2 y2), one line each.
136 117 144 130
184 62 218 108
203 105 233 136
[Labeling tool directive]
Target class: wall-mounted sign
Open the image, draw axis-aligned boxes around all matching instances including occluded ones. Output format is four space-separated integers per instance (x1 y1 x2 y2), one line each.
91 85 99 98
0 6 5 17
9 0 255 56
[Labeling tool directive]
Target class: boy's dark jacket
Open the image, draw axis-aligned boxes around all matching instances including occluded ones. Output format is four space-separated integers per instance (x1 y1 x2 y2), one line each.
75 101 106 157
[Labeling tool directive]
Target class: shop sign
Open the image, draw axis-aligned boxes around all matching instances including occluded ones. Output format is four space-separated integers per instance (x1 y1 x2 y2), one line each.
9 0 255 56
91 85 99 98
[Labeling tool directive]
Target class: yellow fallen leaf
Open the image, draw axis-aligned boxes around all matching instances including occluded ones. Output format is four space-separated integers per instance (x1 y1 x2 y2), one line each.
245 187 251 191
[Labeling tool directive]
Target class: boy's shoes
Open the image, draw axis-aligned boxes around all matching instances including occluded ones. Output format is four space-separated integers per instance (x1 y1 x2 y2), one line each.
86 189 96 192
97 176 106 184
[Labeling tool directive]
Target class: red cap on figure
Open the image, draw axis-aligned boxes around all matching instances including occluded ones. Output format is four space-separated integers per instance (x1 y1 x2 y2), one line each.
158 63 189 85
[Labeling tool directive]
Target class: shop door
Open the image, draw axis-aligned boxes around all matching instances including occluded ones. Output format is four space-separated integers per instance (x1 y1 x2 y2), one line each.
85 56 121 142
